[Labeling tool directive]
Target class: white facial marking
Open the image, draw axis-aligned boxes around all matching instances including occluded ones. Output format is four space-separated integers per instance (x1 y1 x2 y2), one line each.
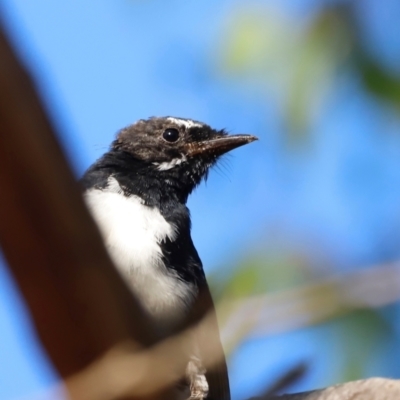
84 177 195 324
153 155 187 171
167 117 203 129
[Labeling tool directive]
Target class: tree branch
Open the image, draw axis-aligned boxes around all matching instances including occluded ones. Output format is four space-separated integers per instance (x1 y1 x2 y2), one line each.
0 14 167 399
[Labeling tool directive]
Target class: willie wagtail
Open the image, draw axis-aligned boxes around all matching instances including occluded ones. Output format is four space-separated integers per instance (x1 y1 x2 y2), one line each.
81 116 257 400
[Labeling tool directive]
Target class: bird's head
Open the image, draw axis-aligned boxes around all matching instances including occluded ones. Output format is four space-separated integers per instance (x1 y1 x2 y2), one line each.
112 116 257 192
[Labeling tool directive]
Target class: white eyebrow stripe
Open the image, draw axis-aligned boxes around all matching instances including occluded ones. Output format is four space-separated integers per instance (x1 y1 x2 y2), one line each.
166 117 203 129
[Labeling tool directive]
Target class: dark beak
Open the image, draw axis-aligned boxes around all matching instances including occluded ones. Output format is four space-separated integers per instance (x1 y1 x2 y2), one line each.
186 134 258 157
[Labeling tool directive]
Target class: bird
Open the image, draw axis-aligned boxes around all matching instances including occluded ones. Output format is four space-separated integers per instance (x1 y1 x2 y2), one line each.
81 116 257 400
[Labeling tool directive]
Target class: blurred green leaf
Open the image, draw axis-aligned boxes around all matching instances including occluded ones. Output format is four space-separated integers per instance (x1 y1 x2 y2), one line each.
218 6 352 138
217 3 400 140
328 309 393 382
357 57 400 109
210 252 315 303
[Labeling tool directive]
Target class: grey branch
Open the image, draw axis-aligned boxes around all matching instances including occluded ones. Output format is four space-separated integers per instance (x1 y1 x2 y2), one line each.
266 378 400 400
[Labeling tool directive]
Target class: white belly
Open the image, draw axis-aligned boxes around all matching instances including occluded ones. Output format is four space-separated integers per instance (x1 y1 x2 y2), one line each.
84 178 195 326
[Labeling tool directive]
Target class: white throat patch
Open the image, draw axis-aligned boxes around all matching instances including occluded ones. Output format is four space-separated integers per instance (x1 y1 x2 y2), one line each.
84 177 194 324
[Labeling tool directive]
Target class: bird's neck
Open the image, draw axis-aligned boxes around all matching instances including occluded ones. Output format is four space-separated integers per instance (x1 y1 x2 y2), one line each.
81 148 206 289
83 149 198 212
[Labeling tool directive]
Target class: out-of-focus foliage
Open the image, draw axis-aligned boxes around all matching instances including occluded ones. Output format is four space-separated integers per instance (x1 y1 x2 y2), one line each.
212 257 400 385
333 309 393 381
211 4 400 389
218 2 400 138
210 253 316 354
211 253 314 301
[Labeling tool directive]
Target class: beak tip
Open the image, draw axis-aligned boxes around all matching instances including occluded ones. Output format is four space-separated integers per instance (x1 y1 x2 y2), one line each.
235 134 258 146
219 133 258 154
186 133 258 157
247 135 258 143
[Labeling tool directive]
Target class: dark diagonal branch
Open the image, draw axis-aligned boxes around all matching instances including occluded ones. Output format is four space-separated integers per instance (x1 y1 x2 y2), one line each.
0 14 170 399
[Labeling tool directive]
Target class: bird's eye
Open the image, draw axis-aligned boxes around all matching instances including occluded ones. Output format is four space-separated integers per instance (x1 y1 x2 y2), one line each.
162 128 180 142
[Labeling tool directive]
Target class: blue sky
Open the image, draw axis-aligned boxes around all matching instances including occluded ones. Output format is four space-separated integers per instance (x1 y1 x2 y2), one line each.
1 1 400 399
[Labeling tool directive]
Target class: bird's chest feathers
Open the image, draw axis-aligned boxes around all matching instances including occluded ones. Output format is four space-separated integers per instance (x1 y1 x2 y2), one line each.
84 180 195 323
